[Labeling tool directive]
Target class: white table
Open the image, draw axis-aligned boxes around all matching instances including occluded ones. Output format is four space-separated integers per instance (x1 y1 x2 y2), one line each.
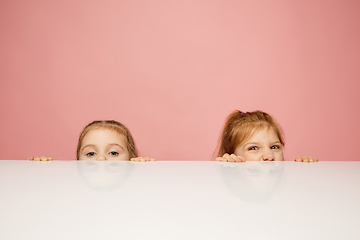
1 160 359 240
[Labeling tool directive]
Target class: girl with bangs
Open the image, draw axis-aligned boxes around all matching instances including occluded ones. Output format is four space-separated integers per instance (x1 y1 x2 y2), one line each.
29 120 155 162
215 110 318 162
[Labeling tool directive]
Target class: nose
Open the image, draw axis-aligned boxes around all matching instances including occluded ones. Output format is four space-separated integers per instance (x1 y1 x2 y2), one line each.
262 152 275 161
97 155 107 161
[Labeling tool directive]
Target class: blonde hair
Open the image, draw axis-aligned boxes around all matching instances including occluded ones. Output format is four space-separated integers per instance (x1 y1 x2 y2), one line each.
217 110 285 157
76 120 138 160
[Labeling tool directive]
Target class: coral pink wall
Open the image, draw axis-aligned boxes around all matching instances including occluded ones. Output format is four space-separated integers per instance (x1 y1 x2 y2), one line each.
1 0 360 161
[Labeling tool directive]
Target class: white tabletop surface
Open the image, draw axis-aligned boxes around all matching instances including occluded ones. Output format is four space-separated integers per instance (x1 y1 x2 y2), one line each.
1 160 359 240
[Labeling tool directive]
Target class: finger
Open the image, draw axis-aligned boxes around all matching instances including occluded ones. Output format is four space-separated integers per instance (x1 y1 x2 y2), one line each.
231 154 243 163
225 154 234 162
215 157 222 161
150 158 156 161
143 157 150 162
28 156 34 161
238 155 246 162
216 157 227 162
232 154 246 162
132 157 143 162
230 154 238 162
295 156 302 162
48 157 53 161
222 153 230 158
222 153 234 162
35 157 41 161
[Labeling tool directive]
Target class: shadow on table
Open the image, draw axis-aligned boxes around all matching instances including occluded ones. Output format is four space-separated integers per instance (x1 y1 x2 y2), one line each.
77 161 134 191
220 161 284 203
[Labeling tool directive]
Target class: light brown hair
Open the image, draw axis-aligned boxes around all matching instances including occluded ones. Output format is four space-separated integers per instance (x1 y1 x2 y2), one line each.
216 110 285 157
76 120 138 160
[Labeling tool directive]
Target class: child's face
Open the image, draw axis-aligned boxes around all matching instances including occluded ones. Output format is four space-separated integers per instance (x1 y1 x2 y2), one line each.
79 128 130 161
234 127 284 161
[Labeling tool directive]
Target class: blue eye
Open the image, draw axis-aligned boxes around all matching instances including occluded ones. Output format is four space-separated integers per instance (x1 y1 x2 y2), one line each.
270 145 280 149
109 151 119 156
248 146 258 151
86 152 96 157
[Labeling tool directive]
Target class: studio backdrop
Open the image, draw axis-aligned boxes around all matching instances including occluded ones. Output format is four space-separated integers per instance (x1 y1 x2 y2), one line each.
1 0 359 161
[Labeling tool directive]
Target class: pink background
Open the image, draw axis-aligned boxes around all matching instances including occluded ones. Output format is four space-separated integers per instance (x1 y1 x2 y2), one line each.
1 0 359 161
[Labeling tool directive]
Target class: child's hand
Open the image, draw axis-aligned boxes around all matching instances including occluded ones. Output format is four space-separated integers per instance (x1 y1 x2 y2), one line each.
28 156 53 161
295 156 318 162
130 157 156 162
215 153 246 162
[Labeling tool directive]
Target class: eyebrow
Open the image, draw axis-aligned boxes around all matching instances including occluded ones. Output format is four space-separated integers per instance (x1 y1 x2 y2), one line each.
107 143 125 150
244 141 281 146
81 143 125 152
243 142 259 147
81 144 96 152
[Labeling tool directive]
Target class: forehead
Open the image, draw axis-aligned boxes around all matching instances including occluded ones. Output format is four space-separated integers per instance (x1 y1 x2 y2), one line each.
244 127 279 143
82 128 126 145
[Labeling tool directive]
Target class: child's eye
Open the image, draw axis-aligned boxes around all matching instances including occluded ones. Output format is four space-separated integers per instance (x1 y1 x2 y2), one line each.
248 146 258 151
109 151 119 156
86 152 96 157
270 145 280 149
